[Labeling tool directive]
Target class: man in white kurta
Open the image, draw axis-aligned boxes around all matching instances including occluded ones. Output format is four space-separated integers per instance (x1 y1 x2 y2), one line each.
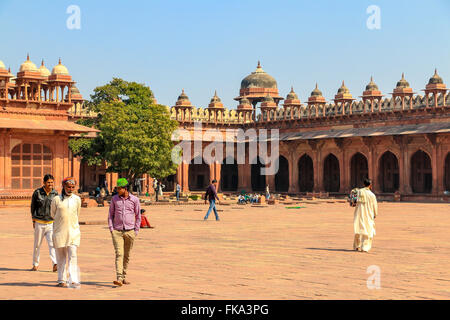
51 177 81 287
353 178 378 252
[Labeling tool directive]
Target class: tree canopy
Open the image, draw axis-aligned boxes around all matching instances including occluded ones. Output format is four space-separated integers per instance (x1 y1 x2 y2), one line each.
69 78 180 183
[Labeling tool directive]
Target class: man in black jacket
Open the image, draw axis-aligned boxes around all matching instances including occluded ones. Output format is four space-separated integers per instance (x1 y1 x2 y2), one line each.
30 174 59 272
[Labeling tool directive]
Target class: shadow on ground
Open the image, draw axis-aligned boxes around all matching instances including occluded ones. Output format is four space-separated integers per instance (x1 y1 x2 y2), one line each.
306 248 356 253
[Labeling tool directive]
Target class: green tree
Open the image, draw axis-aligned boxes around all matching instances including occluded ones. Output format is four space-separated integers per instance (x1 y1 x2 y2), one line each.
69 78 180 184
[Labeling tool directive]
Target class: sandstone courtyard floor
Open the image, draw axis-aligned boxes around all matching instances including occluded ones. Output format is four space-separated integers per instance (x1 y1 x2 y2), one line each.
0 200 449 300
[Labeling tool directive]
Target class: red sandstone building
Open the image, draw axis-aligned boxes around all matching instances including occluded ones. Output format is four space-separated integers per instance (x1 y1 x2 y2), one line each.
170 63 450 201
0 55 97 199
1 59 449 202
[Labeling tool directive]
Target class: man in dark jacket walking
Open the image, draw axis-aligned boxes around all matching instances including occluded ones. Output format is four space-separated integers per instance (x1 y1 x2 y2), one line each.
203 179 220 221
30 174 59 272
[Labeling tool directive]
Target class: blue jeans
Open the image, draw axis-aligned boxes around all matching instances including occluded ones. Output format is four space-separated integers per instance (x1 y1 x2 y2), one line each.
176 191 180 201
204 199 219 220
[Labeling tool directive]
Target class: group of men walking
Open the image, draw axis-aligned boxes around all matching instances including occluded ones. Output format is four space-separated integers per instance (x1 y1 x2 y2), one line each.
30 175 141 287
30 173 378 288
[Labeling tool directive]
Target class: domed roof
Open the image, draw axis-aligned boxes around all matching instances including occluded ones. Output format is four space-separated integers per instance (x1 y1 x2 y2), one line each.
0 60 5 70
177 89 189 101
210 90 221 103
19 54 38 72
395 73 410 88
286 86 299 100
38 60 51 77
337 80 350 94
71 85 81 94
310 83 323 97
51 58 69 75
240 61 277 89
240 97 251 105
365 76 379 91
263 94 275 103
428 69 443 85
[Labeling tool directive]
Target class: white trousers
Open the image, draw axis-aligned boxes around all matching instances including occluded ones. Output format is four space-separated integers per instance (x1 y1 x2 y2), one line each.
55 245 79 284
33 222 57 266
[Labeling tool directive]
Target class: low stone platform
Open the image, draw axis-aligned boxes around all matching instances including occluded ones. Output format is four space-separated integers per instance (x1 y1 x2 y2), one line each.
0 201 449 299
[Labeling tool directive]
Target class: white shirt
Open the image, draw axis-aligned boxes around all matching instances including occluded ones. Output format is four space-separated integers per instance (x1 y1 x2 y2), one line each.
51 194 81 248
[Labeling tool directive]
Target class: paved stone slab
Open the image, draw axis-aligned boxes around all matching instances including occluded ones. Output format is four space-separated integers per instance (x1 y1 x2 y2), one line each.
0 202 449 299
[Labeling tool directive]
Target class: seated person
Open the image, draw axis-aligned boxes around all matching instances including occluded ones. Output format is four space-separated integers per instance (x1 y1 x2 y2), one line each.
140 209 154 228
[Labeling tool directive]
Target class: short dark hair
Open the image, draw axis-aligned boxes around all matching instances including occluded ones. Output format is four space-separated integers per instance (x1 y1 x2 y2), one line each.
363 178 372 187
212 179 217 183
43 174 54 182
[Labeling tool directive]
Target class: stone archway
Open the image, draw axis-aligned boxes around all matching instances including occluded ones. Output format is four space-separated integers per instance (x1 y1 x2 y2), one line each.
350 152 368 189
323 153 340 192
379 151 399 193
188 157 210 191
160 174 176 192
251 157 266 192
275 155 289 192
221 157 238 191
411 150 432 194
445 153 450 191
298 154 314 192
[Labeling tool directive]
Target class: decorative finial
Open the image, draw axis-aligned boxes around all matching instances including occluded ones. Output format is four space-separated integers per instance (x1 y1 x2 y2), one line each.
27 53 30 61
401 72 405 79
214 89 217 96
41 59 45 66
434 68 438 75
315 83 318 89
257 60 261 68
58 57 62 65
290 86 294 92
370 76 373 82
342 80 345 86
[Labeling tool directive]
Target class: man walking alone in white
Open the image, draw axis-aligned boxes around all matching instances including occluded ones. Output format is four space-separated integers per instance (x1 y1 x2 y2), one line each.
51 177 81 287
353 178 378 252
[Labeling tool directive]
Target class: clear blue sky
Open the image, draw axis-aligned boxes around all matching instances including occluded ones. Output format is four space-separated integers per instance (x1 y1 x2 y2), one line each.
1 0 449 108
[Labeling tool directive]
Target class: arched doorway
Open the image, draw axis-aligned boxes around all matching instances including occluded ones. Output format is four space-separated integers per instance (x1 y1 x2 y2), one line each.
298 154 314 192
221 157 238 191
445 153 450 191
251 157 266 192
379 151 399 193
160 174 176 192
11 143 52 190
350 152 368 188
275 156 289 192
188 157 210 191
323 154 340 192
411 150 432 193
